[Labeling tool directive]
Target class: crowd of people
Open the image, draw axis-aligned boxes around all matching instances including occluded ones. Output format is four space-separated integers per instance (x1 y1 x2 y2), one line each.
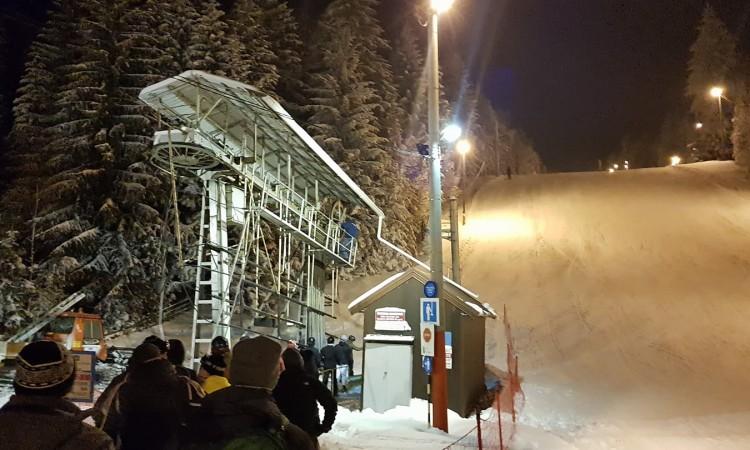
0 332 360 450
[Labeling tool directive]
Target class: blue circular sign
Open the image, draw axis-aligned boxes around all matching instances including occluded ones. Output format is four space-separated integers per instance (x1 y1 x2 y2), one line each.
424 281 438 298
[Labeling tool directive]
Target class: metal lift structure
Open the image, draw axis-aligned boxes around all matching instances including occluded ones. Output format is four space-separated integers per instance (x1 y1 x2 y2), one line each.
139 71 380 366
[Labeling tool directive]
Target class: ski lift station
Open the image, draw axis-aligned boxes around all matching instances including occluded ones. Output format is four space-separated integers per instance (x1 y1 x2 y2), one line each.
139 71 385 366
348 266 496 417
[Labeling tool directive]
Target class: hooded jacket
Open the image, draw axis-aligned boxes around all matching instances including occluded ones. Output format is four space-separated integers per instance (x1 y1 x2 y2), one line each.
320 343 337 370
192 385 315 449
0 395 114 450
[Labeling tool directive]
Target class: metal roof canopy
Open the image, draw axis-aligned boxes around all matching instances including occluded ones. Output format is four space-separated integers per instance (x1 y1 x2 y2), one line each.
138 70 383 216
348 266 497 319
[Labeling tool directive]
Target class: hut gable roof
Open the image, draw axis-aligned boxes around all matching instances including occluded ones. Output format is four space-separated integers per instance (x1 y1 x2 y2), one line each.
348 266 497 319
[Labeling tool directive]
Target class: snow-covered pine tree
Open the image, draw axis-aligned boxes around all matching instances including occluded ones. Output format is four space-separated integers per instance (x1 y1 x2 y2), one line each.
252 0 304 109
686 5 738 160
225 0 278 91
305 1 415 273
187 0 244 78
732 64 750 168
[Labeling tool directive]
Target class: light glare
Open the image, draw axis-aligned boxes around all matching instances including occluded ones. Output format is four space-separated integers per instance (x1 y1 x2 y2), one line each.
695 122 703 129
710 87 724 99
670 155 681 166
431 0 455 13
442 124 462 143
456 139 471 155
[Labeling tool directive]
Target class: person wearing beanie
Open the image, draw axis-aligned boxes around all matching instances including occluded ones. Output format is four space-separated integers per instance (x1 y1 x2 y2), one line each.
0 341 114 450
97 343 205 449
199 353 230 394
302 336 322 377
168 339 199 382
333 336 352 393
320 335 338 396
210 335 230 357
193 336 315 449
273 348 337 448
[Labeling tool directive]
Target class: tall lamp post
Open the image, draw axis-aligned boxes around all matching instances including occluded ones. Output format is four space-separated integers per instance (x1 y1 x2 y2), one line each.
427 0 453 433
710 86 727 147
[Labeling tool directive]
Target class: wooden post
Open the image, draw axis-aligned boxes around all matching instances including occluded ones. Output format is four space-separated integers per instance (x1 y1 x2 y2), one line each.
432 329 448 432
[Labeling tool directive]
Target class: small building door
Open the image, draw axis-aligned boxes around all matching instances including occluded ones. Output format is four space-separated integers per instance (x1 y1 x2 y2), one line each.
362 337 413 413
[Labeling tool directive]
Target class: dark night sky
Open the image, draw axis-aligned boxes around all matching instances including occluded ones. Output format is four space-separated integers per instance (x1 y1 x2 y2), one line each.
3 1 750 172
444 0 750 171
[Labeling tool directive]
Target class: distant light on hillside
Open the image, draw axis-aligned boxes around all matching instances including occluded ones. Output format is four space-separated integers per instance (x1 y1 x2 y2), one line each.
670 155 681 166
463 215 534 239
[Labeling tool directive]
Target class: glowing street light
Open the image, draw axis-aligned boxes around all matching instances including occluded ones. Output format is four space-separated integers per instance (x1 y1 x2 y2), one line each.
670 155 682 166
710 86 724 99
442 124 462 143
608 168 615 173
695 122 703 130
456 139 471 155
431 0 455 14
613 163 619 170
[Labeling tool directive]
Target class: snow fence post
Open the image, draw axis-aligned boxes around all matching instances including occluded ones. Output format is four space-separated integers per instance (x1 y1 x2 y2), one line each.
476 407 483 450
496 389 504 450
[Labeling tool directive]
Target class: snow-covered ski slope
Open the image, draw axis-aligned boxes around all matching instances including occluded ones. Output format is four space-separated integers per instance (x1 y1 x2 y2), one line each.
462 161 750 448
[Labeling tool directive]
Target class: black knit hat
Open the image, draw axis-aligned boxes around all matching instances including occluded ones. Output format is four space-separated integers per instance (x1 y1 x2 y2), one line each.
211 336 229 350
200 353 227 376
14 341 76 397
143 335 169 354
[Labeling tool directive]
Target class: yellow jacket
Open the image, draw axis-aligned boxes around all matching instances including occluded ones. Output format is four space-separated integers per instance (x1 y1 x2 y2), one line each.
203 375 230 394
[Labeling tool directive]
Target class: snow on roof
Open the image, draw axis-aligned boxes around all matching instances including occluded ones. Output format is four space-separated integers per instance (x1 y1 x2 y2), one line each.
364 334 415 342
139 70 384 216
348 267 496 319
348 271 406 311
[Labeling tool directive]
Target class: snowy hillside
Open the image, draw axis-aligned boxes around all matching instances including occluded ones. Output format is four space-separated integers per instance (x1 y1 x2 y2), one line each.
460 162 750 448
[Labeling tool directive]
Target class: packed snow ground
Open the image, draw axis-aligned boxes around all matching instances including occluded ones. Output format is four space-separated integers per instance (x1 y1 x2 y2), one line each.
457 162 750 448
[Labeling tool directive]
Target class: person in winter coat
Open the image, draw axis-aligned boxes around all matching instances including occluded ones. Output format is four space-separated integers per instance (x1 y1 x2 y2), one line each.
273 348 337 448
302 336 322 374
190 336 315 449
199 353 230 394
98 343 205 450
320 335 338 396
94 336 171 427
0 341 114 450
334 336 353 392
168 339 199 382
339 219 359 261
345 335 360 376
300 348 319 379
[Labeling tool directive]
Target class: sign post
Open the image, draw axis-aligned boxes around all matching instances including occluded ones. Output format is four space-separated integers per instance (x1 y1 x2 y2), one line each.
66 351 95 403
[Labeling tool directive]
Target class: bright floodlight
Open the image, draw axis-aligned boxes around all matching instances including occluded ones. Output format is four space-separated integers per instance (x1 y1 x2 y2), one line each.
695 122 703 129
710 86 724 98
431 0 455 13
613 163 619 170
456 139 471 155
608 168 615 173
442 124 462 143
670 155 681 166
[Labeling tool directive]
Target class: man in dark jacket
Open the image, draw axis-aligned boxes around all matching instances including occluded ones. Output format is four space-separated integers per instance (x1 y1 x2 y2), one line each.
98 343 204 449
319 335 338 396
273 348 337 447
192 336 315 450
333 336 353 392
0 341 114 450
302 337 322 374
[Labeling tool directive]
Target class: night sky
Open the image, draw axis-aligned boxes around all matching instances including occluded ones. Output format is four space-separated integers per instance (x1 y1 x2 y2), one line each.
446 0 750 171
3 1 750 172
